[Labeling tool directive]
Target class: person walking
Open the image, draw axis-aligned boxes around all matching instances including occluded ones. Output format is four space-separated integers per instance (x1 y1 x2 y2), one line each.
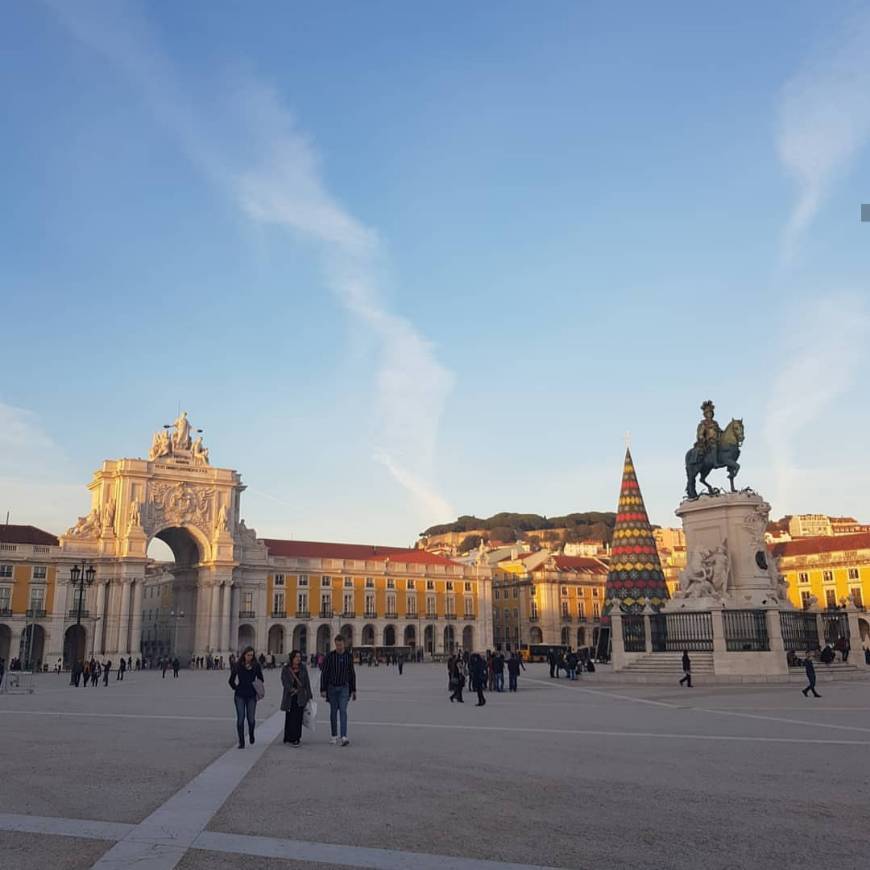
397 655 404 676
548 649 557 679
470 653 487 706
802 655 821 698
281 650 312 746
161 658 169 679
320 635 356 746
172 657 180 678
103 660 112 687
566 649 578 681
494 652 505 692
117 657 126 681
448 654 464 703
679 650 692 687
507 652 525 692
229 646 264 748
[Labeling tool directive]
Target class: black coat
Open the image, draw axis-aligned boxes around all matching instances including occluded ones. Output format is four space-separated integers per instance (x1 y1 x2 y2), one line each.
280 663 312 710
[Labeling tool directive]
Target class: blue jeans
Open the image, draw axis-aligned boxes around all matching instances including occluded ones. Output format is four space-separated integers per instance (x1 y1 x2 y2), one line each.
569 668 577 680
234 694 256 740
508 672 518 691
495 672 504 692
327 685 350 738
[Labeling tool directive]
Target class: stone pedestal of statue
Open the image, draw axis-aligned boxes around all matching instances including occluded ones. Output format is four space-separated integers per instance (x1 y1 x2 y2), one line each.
668 491 790 611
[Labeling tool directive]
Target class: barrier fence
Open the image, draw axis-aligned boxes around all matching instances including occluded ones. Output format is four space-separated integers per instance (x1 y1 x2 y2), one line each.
722 609 769 652
622 615 646 652
650 612 713 652
779 611 818 652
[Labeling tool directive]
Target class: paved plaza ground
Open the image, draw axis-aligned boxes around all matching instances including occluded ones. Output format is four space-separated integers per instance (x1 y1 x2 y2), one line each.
0 662 868 870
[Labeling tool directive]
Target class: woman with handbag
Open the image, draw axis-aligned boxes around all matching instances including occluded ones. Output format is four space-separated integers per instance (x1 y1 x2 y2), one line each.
229 645 265 748
281 649 312 746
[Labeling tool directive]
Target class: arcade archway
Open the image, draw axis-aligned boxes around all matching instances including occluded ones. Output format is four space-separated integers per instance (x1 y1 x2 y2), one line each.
64 624 87 666
403 625 416 648
0 624 10 663
20 624 46 669
384 625 396 647
316 624 331 654
267 625 285 655
462 625 474 651
340 624 354 646
292 624 307 654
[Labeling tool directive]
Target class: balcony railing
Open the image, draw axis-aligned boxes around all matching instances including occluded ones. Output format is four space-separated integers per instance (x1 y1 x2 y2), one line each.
463 613 476 620
444 613 456 620
319 609 334 619
271 610 286 618
26 609 47 618
561 613 572 622
68 609 90 618
529 614 539 622
238 610 256 618
364 611 377 619
341 611 356 619
384 612 398 619
0 607 12 617
426 613 438 620
295 610 310 619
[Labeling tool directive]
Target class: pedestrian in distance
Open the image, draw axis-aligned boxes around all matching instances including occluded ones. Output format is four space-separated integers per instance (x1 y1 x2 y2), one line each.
507 652 525 692
448 654 464 703
802 654 821 698
117 657 126 681
281 649 312 746
548 648 557 679
320 634 357 746
470 653 487 706
161 658 168 679
172 657 180 678
494 652 505 692
229 645 265 748
679 650 692 688
398 655 404 676
103 660 112 686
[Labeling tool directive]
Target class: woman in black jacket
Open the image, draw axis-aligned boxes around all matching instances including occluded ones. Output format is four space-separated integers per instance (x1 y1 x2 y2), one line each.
280 649 312 746
229 646 264 748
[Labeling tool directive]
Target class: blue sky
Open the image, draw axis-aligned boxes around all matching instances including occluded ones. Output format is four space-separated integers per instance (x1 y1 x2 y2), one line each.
2 2 869 544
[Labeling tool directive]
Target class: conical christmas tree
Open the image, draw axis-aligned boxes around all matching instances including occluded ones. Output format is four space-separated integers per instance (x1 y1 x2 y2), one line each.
604 448 669 615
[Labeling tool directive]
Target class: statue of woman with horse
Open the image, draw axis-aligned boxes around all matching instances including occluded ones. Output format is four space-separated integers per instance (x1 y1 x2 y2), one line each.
685 400 744 499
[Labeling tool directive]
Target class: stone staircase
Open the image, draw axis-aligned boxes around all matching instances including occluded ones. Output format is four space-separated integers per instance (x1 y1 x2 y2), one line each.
620 652 714 677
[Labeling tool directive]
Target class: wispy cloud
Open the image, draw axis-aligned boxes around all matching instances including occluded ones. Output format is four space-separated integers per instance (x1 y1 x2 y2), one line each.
47 1 455 525
762 293 870 511
777 10 870 258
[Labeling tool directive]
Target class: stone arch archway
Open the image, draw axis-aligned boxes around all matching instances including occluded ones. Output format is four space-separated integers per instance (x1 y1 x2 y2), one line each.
530 626 543 644
444 624 455 654
237 623 255 652
316 624 331 654
424 624 435 655
20 624 46 669
403 625 416 648
362 624 375 647
292 624 307 655
384 625 397 647
267 624 285 656
340 624 354 646
0 624 11 663
64 624 87 666
859 617 869 645
462 625 474 652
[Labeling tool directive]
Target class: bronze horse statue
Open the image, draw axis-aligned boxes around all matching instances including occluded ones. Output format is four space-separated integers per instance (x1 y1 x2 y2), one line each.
685 418 744 499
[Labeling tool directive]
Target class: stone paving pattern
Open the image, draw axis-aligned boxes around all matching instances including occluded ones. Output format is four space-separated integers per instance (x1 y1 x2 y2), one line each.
1 664 869 869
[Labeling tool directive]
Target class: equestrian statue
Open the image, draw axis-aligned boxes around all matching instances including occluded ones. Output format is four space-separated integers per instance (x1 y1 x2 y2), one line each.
685 400 744 499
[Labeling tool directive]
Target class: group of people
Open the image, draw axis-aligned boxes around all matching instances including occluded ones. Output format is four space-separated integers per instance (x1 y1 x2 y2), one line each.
69 656 128 686
446 649 526 705
547 647 596 680
190 654 227 670
229 634 358 749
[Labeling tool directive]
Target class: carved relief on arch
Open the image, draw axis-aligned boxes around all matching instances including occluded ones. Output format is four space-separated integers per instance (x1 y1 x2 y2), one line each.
144 481 215 537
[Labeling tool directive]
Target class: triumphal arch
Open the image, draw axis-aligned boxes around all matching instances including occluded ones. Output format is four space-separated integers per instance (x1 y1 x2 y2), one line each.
59 413 268 661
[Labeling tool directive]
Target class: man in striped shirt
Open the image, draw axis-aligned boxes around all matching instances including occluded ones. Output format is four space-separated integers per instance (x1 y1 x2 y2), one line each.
320 635 357 746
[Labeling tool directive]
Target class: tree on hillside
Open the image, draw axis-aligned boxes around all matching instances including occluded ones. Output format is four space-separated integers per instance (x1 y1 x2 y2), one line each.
489 525 517 544
457 534 484 554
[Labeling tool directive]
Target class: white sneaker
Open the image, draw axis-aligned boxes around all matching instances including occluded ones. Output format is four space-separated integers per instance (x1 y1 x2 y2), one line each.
329 736 338 745
340 737 350 746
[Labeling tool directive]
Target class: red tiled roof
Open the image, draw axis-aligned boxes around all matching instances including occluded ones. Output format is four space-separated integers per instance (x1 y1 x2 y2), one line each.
772 532 870 558
550 555 609 575
262 539 460 566
0 524 58 546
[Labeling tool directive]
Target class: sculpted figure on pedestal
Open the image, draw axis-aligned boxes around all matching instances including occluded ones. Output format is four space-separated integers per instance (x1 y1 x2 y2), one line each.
67 508 101 538
217 503 229 532
172 411 192 451
192 436 209 466
237 519 258 545
684 400 745 499
708 542 731 596
102 499 116 532
127 500 142 532
149 429 172 460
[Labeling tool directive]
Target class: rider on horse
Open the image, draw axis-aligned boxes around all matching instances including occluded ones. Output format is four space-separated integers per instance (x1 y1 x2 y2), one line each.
695 400 721 466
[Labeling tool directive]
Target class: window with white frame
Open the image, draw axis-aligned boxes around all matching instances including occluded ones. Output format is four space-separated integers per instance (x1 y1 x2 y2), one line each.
848 568 859 581
494 588 500 600
446 581 453 591
426 595 436 616
798 572 809 584
386 592 397 613
406 593 417 614
365 577 375 589
446 594 455 615
592 602 600 617
530 600 538 619
387 578 395 589
561 601 569 617
32 566 47 580
320 591 332 613
800 590 811 608
365 593 376 616
513 587 518 598
297 575 309 587
407 579 415 590
343 592 354 614
321 575 331 587
242 591 254 612
464 596 473 616
273 591 285 614
578 600 585 617
592 588 599 598
561 586 568 596
344 576 353 588
29 585 45 612
426 580 435 591
825 588 837 608
0 586 11 611
274 574 285 586
822 570 834 583
0 564 12 578
464 581 472 592
850 587 863 608
297 591 308 613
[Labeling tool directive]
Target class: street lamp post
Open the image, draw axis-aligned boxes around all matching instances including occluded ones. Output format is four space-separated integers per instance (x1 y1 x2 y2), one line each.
68 561 96 680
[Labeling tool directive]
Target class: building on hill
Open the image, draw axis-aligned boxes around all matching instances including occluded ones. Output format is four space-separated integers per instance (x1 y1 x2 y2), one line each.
787 515 833 538
772 533 870 637
492 551 607 651
563 540 610 557
830 517 870 536
0 525 61 668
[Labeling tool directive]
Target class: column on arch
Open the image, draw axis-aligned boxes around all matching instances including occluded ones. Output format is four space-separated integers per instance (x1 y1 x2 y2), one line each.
208 582 221 651
117 578 132 656
220 581 232 652
129 579 144 659
94 580 108 655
